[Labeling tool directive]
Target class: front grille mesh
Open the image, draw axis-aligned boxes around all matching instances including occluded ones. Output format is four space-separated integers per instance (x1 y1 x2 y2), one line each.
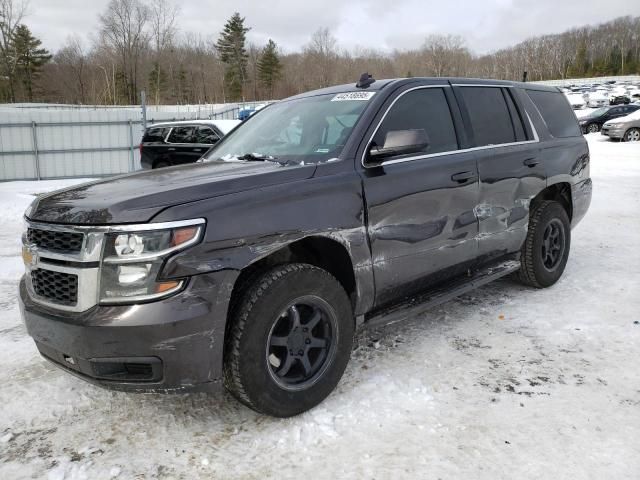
31 269 78 306
27 228 83 254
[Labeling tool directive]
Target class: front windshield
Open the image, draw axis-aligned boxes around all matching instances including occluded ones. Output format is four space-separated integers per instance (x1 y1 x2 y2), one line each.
590 107 609 116
204 93 372 165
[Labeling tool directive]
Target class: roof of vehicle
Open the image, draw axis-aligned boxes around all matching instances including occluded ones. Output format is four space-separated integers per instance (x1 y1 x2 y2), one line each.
285 77 559 101
147 119 241 134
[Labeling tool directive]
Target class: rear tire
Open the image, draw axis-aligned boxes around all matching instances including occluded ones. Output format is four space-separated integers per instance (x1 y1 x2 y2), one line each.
224 263 354 417
624 128 640 142
518 201 571 288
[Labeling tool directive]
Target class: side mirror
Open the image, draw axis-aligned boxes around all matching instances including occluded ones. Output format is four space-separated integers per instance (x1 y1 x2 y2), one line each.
366 129 430 166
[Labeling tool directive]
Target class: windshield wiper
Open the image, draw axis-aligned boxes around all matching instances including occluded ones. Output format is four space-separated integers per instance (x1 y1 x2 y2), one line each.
235 153 289 166
236 153 278 162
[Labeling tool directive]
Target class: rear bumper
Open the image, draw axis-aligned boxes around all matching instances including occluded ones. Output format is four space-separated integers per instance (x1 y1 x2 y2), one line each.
571 178 592 228
19 269 238 393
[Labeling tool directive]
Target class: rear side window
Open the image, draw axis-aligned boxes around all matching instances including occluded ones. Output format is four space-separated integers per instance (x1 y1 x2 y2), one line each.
526 90 581 138
167 126 195 143
194 126 220 144
142 127 169 142
459 86 517 146
372 88 458 156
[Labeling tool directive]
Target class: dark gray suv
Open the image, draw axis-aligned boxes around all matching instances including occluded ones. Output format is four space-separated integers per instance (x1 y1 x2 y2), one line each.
20 76 591 417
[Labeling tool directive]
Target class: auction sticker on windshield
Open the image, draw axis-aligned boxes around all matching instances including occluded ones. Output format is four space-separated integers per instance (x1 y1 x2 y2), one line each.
331 92 376 101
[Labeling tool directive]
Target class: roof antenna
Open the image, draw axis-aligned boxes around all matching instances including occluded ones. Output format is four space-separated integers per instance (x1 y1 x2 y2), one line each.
356 72 375 89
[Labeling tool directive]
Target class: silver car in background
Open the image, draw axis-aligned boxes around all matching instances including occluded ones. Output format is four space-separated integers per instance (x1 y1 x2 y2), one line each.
602 109 640 142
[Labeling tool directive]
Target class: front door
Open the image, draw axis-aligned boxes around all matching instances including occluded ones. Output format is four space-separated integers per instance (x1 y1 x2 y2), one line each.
360 85 480 307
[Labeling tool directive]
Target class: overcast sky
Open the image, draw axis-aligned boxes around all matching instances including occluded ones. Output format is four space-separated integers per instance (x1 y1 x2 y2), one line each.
25 0 639 55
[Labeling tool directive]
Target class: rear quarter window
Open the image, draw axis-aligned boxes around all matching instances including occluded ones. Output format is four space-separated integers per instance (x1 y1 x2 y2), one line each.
526 90 581 138
142 127 169 142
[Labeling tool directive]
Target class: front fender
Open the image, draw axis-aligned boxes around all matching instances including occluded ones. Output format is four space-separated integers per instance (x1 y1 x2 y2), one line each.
154 172 376 315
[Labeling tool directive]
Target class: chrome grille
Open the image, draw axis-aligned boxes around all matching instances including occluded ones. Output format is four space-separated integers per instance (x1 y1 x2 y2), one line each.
27 228 84 254
31 269 78 306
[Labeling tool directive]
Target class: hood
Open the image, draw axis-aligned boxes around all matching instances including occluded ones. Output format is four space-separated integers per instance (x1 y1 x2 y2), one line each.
28 161 315 224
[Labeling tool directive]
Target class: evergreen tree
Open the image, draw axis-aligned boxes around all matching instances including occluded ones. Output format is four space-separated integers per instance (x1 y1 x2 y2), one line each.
13 24 50 101
569 43 589 77
257 39 282 99
216 12 249 101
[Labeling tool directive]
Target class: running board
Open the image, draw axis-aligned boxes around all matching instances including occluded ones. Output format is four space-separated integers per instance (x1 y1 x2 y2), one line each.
364 259 521 330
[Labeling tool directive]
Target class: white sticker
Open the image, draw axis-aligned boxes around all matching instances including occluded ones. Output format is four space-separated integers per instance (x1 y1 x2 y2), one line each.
331 91 376 101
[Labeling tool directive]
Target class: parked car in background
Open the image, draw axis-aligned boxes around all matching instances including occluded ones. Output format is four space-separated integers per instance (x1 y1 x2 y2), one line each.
609 94 631 105
601 108 640 141
565 92 586 109
140 120 241 169
578 105 640 133
586 91 609 108
238 103 268 121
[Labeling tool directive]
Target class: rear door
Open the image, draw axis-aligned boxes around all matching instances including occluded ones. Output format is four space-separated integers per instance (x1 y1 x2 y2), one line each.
453 83 545 263
360 84 480 306
166 126 198 165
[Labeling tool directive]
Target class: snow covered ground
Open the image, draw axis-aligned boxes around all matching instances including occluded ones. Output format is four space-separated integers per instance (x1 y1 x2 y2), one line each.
1 136 639 479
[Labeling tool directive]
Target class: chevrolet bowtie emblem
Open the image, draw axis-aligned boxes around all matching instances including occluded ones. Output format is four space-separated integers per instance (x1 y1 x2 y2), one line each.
22 245 38 267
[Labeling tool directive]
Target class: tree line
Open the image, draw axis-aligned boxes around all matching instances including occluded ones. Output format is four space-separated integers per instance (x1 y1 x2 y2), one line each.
1 0 639 105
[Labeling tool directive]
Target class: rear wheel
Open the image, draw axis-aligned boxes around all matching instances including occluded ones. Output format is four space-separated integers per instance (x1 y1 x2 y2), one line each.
224 263 354 417
624 128 640 142
587 123 600 133
518 201 571 288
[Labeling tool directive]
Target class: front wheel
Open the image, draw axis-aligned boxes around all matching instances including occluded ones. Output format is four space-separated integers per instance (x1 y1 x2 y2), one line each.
518 201 571 288
224 263 354 417
587 123 600 133
624 128 640 142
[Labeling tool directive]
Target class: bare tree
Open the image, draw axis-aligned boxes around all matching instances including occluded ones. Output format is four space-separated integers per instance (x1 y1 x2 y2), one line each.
149 0 177 104
99 0 150 104
55 36 88 103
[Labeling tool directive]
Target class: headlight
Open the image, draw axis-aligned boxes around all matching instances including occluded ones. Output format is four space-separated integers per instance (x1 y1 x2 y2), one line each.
99 220 204 303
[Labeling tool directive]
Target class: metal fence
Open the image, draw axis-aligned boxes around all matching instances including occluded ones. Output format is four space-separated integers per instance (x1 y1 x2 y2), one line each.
0 101 270 181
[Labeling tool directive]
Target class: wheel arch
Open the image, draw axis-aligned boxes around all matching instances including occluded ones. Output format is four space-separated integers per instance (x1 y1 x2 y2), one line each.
531 182 573 220
228 235 358 317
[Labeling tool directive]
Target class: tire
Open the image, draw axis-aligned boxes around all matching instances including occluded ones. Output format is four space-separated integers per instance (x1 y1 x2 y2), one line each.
624 128 640 142
518 200 571 288
587 123 600 134
224 263 354 417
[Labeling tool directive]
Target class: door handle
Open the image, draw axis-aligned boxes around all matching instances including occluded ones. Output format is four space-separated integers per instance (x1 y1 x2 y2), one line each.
193 148 202 152
451 171 478 183
168 147 176 151
523 158 539 167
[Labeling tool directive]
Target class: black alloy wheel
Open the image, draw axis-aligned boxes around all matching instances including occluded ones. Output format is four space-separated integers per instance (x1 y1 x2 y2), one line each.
266 297 337 390
541 218 566 272
224 263 354 417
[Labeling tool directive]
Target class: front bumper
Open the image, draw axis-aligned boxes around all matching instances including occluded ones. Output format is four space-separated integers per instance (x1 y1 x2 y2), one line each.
601 125 624 139
19 269 238 393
